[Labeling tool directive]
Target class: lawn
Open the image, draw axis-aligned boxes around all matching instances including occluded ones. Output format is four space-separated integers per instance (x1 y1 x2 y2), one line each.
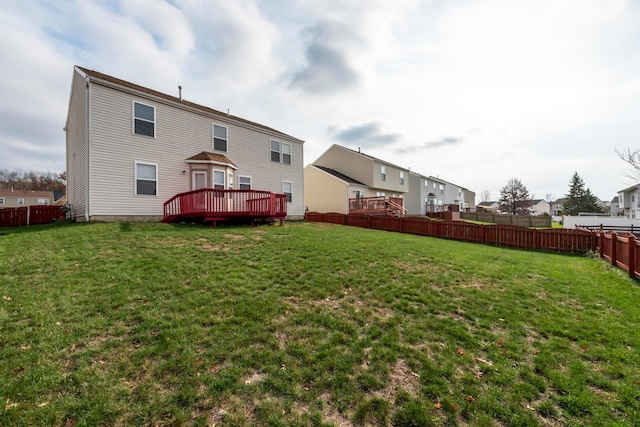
1 221 639 426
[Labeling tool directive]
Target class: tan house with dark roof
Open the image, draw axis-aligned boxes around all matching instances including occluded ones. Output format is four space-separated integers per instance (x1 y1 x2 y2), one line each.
0 190 55 208
305 144 410 215
65 66 304 221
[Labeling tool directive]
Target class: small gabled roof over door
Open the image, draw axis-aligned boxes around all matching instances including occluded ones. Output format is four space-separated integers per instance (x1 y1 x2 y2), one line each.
185 151 237 169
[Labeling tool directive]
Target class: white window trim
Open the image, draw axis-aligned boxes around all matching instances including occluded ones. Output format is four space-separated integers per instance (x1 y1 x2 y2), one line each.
381 166 386 181
212 124 228 152
132 101 156 138
282 142 292 165
271 139 281 163
0 197 4 204
283 180 293 203
239 175 252 190
18 198 24 205
400 171 405 185
37 199 50 205
134 161 158 196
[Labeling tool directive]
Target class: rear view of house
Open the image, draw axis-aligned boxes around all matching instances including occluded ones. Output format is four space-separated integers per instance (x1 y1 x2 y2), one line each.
65 66 304 222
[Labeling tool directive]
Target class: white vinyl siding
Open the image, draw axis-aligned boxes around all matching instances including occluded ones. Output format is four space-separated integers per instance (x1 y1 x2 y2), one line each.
135 162 157 196
133 101 155 137
77 79 304 218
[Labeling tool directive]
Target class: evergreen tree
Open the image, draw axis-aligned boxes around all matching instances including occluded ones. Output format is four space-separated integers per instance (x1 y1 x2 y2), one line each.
562 172 602 215
498 178 530 215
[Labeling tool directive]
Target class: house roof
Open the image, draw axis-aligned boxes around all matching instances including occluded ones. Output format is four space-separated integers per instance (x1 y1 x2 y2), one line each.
0 190 53 198
618 184 640 193
312 165 365 185
185 152 238 169
477 201 497 207
611 196 619 203
330 144 409 171
75 66 303 143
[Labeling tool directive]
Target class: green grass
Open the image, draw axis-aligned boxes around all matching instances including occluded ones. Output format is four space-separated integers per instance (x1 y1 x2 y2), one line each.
1 221 639 426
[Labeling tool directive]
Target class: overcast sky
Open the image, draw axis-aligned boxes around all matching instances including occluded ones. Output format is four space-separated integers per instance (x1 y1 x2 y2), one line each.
2 0 639 203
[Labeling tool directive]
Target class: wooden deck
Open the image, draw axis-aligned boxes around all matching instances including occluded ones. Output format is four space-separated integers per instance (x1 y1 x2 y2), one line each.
349 196 407 217
163 188 287 226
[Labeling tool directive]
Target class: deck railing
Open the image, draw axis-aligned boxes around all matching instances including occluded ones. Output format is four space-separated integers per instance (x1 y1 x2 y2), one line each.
163 188 287 223
349 196 406 217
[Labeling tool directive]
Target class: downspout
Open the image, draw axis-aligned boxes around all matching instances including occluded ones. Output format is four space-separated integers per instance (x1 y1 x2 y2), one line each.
85 77 90 221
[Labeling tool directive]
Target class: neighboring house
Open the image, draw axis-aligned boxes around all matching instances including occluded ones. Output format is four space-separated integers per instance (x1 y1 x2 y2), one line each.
405 174 472 215
550 198 567 216
610 196 620 216
618 185 640 218
463 188 476 212
528 199 550 216
305 144 410 213
65 66 304 222
406 172 443 216
477 201 499 212
304 165 368 214
0 190 55 208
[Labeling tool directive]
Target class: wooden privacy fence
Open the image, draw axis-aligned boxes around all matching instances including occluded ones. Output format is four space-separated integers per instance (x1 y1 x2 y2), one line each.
597 231 640 279
306 212 596 254
0 205 64 227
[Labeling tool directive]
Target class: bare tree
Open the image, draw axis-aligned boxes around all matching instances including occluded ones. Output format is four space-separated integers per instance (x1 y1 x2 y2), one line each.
498 178 531 215
480 190 491 202
616 148 640 181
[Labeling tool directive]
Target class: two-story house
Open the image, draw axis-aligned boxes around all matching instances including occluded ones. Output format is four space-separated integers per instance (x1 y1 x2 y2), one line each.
528 199 550 216
618 184 640 218
65 66 304 222
304 144 409 214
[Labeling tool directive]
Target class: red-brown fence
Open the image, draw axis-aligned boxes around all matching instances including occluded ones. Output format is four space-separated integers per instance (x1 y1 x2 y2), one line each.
305 212 597 254
597 231 640 279
0 205 63 227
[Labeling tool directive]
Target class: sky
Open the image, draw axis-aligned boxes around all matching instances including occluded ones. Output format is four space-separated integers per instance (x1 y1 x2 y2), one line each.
1 0 639 204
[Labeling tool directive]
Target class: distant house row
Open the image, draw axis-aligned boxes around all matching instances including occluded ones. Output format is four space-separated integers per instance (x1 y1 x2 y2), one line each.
304 144 474 216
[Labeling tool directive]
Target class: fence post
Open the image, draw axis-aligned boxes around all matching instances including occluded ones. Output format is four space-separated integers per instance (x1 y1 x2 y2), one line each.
628 234 636 279
611 232 617 267
599 232 604 259
532 229 538 250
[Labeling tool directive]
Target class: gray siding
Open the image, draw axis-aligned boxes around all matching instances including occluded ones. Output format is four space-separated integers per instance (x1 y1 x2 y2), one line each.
68 69 304 220
65 70 88 220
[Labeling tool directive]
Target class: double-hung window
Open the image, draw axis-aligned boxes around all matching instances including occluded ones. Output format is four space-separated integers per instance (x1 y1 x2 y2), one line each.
135 162 157 195
0 197 4 205
213 124 228 152
271 140 292 164
37 199 49 205
271 140 281 162
381 166 386 181
133 102 155 137
400 171 404 185
18 198 24 205
282 143 291 165
239 176 251 190
213 171 225 189
283 181 293 203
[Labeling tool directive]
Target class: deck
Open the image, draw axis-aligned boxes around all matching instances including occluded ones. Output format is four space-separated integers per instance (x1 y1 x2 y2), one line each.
163 188 287 225
349 196 406 217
